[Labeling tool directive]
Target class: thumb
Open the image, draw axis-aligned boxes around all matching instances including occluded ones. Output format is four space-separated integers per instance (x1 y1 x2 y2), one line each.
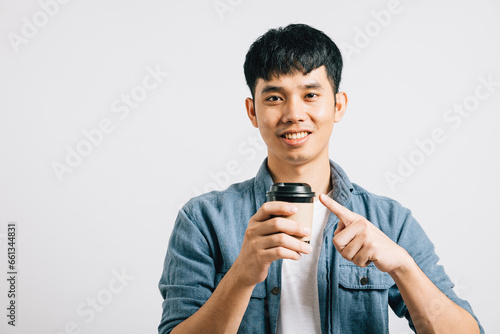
334 218 345 235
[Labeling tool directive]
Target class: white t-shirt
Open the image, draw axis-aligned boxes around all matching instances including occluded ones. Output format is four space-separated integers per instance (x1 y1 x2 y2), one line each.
277 194 331 334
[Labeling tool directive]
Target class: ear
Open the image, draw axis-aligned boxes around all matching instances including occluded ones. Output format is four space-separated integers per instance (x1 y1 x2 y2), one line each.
245 97 259 128
333 92 348 123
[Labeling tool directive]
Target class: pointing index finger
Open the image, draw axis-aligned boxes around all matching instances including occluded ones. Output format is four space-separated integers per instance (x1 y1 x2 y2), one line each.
319 193 357 225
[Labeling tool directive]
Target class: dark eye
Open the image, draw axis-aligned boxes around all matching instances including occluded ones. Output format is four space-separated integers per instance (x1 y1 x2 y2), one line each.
305 93 318 99
266 96 282 102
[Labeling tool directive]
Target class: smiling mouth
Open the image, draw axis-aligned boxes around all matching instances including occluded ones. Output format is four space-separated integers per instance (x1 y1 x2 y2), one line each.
281 131 310 140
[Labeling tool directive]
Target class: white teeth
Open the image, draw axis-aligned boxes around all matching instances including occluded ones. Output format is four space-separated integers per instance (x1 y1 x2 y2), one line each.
284 132 309 140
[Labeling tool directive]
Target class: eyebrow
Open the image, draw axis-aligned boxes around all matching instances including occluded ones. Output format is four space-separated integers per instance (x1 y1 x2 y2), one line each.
260 82 323 95
260 85 283 95
303 82 322 90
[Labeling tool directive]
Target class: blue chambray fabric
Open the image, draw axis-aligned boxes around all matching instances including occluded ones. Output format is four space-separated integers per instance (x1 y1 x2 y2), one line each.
158 159 483 333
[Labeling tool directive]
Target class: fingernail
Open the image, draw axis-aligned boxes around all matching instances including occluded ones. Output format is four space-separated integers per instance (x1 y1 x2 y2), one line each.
304 227 311 235
304 243 312 252
289 205 297 213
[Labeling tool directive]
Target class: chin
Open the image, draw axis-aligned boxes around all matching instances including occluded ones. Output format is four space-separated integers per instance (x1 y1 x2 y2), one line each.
281 152 315 165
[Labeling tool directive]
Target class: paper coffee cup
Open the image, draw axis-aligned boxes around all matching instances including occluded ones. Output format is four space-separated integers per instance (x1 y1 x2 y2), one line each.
266 183 315 243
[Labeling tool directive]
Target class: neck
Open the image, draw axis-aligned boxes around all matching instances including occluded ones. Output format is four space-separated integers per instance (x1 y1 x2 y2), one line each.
267 154 332 198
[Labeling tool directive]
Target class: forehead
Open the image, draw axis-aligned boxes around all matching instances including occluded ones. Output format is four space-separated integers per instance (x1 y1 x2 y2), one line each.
255 66 333 95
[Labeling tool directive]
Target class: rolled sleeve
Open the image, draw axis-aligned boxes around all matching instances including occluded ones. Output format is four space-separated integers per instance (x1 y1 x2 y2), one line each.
158 207 216 334
388 207 484 333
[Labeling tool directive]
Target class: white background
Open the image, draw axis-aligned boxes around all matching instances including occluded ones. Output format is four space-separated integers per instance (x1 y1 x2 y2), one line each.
1 0 499 333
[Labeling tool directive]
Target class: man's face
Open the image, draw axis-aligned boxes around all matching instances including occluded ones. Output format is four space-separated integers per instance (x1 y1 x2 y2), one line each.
246 66 347 167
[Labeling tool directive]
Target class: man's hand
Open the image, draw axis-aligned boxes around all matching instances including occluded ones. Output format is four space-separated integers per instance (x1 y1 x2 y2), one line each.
319 193 481 333
319 193 410 274
231 201 312 287
171 202 311 334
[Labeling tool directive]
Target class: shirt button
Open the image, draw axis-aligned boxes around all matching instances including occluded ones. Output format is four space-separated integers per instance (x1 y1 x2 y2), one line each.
271 287 280 295
360 277 369 286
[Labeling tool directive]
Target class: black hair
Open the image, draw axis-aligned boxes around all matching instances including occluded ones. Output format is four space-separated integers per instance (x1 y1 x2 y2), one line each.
244 23 343 98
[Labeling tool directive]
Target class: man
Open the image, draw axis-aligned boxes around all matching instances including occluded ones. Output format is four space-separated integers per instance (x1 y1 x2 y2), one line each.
158 24 483 333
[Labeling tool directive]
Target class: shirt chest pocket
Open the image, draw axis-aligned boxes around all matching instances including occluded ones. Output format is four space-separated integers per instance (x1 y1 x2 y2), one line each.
337 264 394 333
339 264 394 290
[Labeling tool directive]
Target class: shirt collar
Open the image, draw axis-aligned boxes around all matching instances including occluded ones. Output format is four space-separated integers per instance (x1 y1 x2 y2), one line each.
253 158 354 211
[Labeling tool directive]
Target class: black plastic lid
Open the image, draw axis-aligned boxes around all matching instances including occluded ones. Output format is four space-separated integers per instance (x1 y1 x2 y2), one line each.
267 183 315 202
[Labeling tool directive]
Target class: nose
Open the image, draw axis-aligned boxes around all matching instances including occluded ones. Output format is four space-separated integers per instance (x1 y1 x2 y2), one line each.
281 96 307 123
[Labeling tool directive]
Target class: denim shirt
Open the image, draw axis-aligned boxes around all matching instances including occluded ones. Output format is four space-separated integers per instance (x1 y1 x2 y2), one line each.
158 159 483 333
